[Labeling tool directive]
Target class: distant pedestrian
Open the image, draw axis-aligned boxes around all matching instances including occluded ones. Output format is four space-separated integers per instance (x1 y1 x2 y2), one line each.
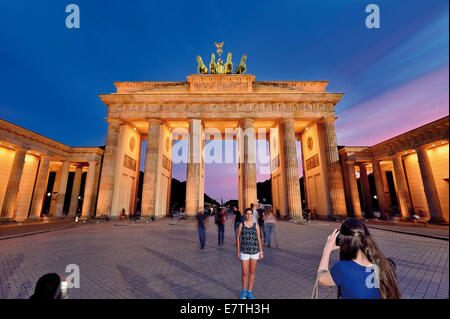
196 210 208 249
236 208 264 299
264 208 276 248
316 218 401 299
231 206 243 243
257 204 266 244
216 207 227 245
30 273 67 299
250 203 258 225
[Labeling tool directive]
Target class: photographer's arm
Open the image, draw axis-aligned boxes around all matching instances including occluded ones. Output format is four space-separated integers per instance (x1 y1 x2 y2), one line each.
317 229 339 286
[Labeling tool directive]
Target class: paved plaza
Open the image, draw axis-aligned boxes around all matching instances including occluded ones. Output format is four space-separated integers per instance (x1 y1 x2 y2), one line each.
0 217 448 299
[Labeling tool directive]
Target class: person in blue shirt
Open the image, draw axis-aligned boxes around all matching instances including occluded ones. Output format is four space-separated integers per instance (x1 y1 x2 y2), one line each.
317 218 401 299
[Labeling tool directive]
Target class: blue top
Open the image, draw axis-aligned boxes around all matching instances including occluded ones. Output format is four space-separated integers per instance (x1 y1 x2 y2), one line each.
330 260 382 299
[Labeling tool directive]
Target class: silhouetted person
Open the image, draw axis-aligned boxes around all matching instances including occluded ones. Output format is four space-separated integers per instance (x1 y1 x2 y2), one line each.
29 273 64 299
231 206 243 243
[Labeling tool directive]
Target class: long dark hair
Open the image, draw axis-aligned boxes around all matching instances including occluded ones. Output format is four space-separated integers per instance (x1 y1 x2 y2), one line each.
338 218 402 299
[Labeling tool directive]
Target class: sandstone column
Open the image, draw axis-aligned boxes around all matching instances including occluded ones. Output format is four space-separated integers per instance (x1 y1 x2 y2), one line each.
358 163 373 218
0 147 27 221
282 119 303 220
241 119 257 210
346 162 362 218
28 156 51 220
96 119 122 217
81 162 97 220
185 119 203 218
417 145 445 223
53 160 70 218
392 155 412 220
68 165 82 218
321 119 347 218
372 160 388 216
141 120 162 218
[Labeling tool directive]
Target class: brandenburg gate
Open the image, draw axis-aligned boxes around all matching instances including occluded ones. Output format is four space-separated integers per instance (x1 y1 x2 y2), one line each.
95 46 348 220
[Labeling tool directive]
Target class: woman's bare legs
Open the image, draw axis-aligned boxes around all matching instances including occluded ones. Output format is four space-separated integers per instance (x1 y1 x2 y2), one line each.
248 259 258 291
241 260 249 290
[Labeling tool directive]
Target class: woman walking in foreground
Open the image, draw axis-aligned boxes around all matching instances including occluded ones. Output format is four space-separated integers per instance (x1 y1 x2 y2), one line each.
317 218 401 299
236 208 264 299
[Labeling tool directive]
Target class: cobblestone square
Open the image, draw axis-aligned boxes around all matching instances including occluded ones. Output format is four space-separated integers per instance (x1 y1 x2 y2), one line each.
0 218 448 299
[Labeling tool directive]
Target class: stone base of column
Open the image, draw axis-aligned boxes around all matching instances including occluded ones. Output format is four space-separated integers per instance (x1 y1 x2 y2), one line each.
94 214 112 220
0 217 16 224
331 215 346 221
289 216 306 224
428 217 448 225
48 216 68 221
26 217 43 222
140 215 158 221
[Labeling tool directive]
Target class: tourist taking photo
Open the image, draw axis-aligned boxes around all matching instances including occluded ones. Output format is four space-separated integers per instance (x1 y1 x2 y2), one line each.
315 218 401 299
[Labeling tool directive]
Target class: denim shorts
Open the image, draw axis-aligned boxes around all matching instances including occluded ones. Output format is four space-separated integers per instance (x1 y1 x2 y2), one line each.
240 252 260 261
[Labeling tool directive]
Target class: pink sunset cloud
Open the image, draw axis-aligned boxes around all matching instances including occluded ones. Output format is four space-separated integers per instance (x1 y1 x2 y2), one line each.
336 65 449 146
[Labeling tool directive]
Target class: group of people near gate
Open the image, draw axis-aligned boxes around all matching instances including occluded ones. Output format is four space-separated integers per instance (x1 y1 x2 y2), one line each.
29 207 402 300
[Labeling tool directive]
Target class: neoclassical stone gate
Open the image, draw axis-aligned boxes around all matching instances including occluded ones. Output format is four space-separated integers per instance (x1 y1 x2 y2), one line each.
96 74 348 220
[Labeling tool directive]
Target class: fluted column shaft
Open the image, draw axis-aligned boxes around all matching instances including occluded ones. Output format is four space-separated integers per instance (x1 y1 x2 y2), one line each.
322 119 347 218
417 146 445 223
142 120 162 217
68 166 82 217
54 160 70 217
29 156 51 219
359 163 373 217
346 162 362 218
1 147 27 220
81 162 97 219
185 119 203 217
392 155 412 220
283 119 303 219
241 119 257 210
372 160 388 215
96 119 122 217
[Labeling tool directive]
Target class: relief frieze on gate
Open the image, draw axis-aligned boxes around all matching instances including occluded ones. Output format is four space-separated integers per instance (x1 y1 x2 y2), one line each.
108 102 335 114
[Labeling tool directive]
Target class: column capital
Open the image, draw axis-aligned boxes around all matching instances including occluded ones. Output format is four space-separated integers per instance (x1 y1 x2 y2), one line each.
38 154 51 160
417 143 432 151
71 162 83 169
321 116 338 123
282 118 295 125
14 146 28 154
105 118 125 126
147 119 162 125
240 118 255 125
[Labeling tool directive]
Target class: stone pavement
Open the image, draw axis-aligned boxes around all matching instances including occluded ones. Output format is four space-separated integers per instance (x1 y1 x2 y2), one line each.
0 220 77 239
0 217 448 299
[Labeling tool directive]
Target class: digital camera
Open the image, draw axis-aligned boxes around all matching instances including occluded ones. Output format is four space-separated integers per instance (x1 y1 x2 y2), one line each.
335 232 342 247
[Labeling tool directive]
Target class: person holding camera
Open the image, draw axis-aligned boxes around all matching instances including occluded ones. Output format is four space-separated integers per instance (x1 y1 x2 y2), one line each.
29 273 68 299
316 218 401 299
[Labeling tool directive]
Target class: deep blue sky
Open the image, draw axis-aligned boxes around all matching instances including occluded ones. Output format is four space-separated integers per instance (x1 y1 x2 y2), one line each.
0 0 448 201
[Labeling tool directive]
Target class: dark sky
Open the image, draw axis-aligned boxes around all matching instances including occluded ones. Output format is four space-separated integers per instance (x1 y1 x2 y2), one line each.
0 0 448 201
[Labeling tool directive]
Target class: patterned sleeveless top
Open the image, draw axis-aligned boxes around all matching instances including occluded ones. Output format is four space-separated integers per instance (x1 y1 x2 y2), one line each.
240 222 260 254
